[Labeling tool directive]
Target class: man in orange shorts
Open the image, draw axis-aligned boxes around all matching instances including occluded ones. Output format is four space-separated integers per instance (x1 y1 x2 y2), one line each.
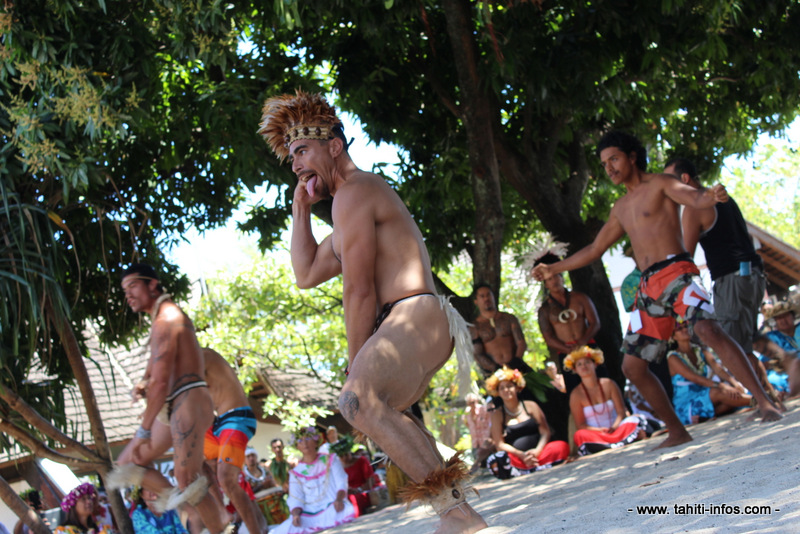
203 348 268 534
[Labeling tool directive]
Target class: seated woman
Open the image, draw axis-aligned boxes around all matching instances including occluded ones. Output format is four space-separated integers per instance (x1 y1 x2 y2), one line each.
668 321 751 425
54 483 114 534
568 346 647 456
270 426 356 534
485 367 569 479
130 486 187 534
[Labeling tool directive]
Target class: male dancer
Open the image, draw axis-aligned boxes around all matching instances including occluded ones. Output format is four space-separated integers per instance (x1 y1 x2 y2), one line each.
116 264 231 533
259 90 486 533
203 348 268 534
532 132 781 448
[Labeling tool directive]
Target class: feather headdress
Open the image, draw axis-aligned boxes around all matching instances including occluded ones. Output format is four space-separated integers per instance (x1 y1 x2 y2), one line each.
258 90 344 161
517 233 570 276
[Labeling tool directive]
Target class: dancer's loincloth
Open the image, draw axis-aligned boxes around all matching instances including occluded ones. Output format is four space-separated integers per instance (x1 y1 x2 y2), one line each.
347 292 474 396
157 380 209 424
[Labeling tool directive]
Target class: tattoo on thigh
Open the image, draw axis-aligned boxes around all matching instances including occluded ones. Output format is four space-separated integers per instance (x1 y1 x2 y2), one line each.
339 391 360 420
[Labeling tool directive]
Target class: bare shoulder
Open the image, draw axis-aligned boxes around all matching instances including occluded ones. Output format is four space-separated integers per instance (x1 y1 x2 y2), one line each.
600 377 621 393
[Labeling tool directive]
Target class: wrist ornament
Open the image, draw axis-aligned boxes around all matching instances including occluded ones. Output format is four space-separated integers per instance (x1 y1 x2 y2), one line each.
135 426 152 439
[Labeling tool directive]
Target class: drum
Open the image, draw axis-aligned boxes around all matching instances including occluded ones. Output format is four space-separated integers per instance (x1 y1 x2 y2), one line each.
254 487 288 525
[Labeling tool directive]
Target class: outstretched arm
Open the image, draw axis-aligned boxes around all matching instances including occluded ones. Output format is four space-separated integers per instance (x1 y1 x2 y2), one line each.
532 215 625 281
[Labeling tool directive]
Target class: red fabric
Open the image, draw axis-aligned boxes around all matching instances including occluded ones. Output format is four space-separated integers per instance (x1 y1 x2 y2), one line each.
574 420 640 447
632 261 710 341
344 456 374 489
347 494 361 519
508 440 569 469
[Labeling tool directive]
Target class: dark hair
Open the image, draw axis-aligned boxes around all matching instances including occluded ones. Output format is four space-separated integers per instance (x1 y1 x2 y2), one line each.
596 131 647 171
472 283 493 299
270 438 284 446
122 263 163 292
664 157 697 181
21 489 42 510
62 506 99 533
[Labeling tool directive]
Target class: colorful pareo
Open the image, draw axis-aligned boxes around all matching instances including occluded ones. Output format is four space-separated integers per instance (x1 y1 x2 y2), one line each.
573 399 648 456
667 347 716 425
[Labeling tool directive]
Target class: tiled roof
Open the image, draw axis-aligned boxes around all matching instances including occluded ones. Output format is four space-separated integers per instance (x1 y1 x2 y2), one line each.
253 366 340 411
0 328 147 469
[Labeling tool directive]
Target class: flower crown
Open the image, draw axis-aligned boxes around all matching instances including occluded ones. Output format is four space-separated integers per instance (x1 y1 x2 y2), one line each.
563 346 605 372
485 366 526 395
291 425 321 446
61 482 96 512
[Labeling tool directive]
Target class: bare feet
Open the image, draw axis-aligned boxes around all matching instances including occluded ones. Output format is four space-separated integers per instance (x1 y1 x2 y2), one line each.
758 406 783 422
651 429 692 450
434 504 487 534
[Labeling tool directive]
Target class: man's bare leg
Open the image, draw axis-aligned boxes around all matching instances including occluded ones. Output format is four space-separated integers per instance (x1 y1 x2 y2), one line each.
694 320 782 422
339 298 486 534
171 390 228 534
622 354 692 449
217 462 267 534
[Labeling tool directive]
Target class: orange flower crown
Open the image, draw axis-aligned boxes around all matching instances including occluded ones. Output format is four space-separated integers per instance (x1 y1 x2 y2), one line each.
563 346 604 372
485 366 526 395
258 90 344 161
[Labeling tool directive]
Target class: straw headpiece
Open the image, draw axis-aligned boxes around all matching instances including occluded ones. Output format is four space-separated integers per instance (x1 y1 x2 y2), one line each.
563 346 604 372
485 366 526 396
258 90 344 161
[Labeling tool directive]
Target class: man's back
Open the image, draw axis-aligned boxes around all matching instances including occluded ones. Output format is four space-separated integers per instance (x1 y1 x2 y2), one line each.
203 348 249 414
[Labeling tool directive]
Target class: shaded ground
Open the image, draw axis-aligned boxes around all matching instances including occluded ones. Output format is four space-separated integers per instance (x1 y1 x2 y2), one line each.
331 398 800 533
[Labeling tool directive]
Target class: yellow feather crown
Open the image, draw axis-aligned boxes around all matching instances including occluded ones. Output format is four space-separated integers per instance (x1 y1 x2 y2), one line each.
258 90 344 161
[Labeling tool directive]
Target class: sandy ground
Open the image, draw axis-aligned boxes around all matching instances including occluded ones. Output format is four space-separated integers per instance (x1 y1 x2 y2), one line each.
330 398 800 534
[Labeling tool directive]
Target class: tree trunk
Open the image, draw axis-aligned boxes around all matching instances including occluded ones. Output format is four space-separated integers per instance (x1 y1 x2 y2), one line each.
51 305 134 534
443 0 505 297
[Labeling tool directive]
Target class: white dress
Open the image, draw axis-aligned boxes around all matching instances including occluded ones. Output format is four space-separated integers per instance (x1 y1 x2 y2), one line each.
270 452 356 534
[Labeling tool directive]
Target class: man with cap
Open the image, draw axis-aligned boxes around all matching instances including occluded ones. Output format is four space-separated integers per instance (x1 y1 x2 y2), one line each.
754 300 800 397
259 90 486 533
117 264 229 533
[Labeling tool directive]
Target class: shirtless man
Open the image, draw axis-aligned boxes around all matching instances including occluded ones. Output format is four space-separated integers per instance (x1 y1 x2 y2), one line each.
534 260 602 393
117 264 229 534
470 284 531 376
259 90 486 534
203 348 269 534
267 438 296 493
532 132 781 449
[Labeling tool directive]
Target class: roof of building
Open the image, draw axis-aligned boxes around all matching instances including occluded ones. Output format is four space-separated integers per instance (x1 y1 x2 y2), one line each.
749 222 800 291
